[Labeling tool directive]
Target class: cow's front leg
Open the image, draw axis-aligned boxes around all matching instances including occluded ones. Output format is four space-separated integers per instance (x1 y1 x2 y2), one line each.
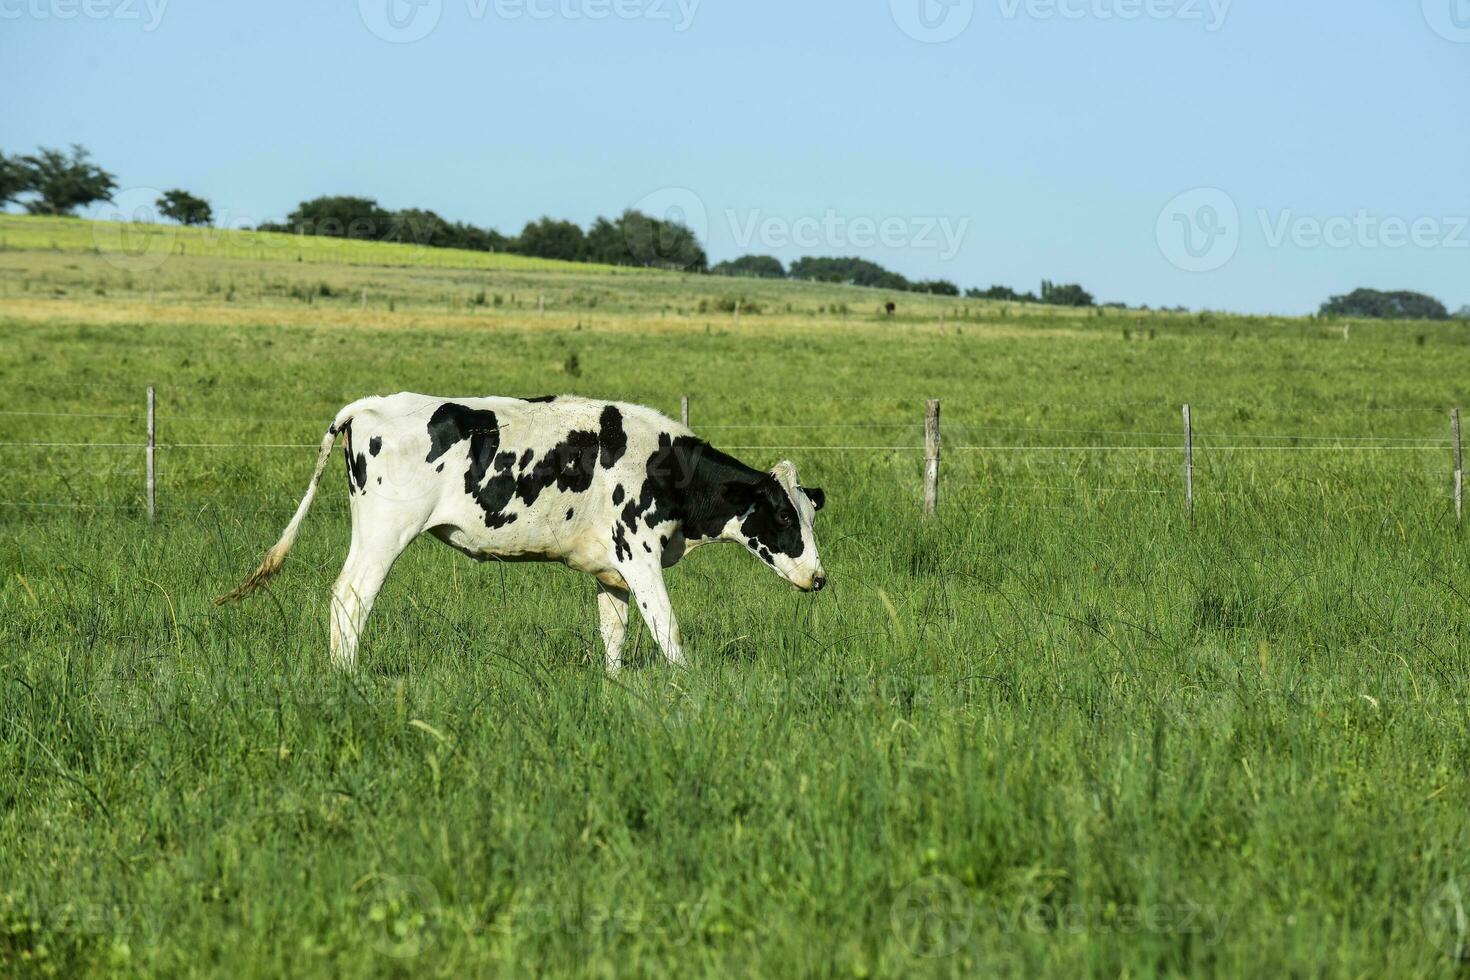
619 561 685 668
596 580 630 675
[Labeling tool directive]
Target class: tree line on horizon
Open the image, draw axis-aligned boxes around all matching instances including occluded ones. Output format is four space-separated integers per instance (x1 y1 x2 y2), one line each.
712 253 1098 307
3 144 1466 320
255 197 709 273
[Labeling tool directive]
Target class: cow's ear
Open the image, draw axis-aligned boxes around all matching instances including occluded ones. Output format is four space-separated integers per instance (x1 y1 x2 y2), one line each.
722 480 760 510
803 487 826 511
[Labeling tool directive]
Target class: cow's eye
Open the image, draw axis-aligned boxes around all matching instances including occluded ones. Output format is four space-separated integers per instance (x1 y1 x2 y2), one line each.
776 511 794 528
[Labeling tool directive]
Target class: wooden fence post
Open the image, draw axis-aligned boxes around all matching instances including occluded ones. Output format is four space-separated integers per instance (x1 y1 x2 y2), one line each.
146 386 156 521
1453 408 1463 524
923 399 941 517
680 395 690 428
1182 403 1194 520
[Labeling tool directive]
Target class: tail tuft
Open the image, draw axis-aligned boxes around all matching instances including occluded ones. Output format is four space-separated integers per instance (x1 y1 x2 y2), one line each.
214 544 289 604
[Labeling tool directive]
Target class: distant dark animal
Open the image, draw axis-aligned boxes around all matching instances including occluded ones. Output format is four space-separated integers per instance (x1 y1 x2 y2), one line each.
885 302 896 315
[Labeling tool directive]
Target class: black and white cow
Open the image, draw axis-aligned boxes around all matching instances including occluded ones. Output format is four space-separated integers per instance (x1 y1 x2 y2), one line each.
219 393 827 672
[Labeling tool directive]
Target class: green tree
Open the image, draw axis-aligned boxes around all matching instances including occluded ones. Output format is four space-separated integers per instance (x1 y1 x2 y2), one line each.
156 188 213 226
1040 280 1094 307
17 145 116 215
913 279 960 296
619 209 707 272
712 254 786 278
513 217 587 262
383 208 451 247
383 209 509 252
1320 288 1449 321
581 211 706 271
281 196 394 240
0 152 29 208
583 216 626 265
788 256 910 291
445 221 510 253
966 284 1037 302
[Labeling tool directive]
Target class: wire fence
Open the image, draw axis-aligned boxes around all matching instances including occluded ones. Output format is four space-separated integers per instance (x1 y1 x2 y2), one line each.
0 389 1464 521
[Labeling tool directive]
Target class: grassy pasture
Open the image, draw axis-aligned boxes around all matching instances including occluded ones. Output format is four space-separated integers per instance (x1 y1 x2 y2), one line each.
2 217 1470 977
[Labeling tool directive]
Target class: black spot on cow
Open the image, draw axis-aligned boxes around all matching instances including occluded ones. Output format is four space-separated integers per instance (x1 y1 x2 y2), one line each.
598 405 627 468
436 463 444 473
612 484 625 505
619 433 692 534
523 395 558 403
341 423 369 495
642 542 652 553
734 481 805 559
515 429 600 506
424 402 518 529
377 477 382 485
351 451 368 494
622 433 743 538
518 448 534 470
566 508 575 521
426 403 499 465
494 452 516 472
612 522 633 563
468 449 518 529
369 436 382 457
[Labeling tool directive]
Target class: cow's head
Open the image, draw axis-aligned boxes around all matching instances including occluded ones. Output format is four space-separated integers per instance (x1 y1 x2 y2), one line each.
722 460 828 592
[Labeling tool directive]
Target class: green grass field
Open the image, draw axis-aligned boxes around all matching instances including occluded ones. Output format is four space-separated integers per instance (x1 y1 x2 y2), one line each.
2 215 1470 977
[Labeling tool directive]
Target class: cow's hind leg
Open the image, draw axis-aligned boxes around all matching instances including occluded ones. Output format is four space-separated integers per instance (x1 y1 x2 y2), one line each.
329 516 421 670
596 580 630 675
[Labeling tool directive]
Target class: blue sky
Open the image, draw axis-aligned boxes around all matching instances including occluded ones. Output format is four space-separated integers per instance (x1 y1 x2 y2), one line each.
3 0 1466 314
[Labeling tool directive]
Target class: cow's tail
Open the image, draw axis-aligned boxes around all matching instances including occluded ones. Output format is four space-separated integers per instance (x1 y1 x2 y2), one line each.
215 421 344 605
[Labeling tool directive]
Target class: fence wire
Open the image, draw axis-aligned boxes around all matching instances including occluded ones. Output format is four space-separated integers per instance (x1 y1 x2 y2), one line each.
1 397 1463 519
